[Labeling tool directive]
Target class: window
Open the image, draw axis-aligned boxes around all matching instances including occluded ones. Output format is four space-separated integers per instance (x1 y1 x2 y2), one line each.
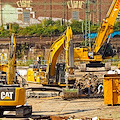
72 11 79 20
23 11 30 22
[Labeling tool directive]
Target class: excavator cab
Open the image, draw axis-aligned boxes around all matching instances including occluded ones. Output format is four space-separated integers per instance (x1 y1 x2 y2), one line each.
47 62 75 87
98 43 116 59
47 63 65 86
55 63 65 84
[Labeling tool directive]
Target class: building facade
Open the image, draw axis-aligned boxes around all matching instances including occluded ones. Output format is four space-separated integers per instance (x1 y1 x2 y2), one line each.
0 0 114 27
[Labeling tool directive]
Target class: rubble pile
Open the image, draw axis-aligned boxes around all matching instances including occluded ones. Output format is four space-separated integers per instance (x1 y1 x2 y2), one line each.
75 73 102 94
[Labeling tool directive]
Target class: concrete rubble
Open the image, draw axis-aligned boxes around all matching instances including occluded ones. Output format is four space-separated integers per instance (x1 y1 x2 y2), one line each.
75 73 102 95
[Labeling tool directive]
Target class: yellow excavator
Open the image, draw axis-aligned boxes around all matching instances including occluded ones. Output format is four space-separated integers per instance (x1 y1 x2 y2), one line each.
74 0 119 71
27 0 119 87
27 27 75 87
0 33 32 117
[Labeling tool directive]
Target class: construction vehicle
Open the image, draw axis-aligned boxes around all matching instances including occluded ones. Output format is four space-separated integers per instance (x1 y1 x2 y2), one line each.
74 0 120 71
0 52 8 81
27 0 120 87
27 27 75 87
0 33 32 117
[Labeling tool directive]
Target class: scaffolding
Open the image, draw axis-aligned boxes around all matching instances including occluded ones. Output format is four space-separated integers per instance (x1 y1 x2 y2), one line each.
85 0 91 47
84 0 100 47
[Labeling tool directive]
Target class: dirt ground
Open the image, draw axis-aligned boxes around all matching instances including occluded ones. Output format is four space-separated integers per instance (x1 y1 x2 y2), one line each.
1 66 120 120
28 98 120 120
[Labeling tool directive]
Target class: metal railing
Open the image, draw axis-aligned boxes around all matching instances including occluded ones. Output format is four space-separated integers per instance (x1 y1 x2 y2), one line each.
0 59 66 66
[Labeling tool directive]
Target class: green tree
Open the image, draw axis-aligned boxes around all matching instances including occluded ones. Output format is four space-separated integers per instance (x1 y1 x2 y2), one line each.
11 23 19 34
70 20 83 34
90 24 99 33
0 26 10 37
114 20 120 31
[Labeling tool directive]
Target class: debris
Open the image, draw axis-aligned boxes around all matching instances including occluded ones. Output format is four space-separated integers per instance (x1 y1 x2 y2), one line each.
32 115 51 120
74 73 102 95
67 117 113 120
50 116 68 120
31 116 113 120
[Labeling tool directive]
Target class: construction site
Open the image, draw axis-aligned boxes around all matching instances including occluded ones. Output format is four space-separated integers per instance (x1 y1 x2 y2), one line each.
1 0 120 120
1 66 119 120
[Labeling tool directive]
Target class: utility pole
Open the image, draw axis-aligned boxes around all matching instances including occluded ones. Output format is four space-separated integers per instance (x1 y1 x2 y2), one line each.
85 0 91 47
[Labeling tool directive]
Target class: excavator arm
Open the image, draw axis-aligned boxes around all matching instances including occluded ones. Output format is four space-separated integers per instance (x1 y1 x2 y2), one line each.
46 35 65 77
27 27 74 86
46 27 73 78
7 33 16 84
73 0 120 72
0 33 32 117
93 0 120 54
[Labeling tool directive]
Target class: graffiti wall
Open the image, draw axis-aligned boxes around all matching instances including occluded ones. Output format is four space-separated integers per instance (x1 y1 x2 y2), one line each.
2 0 40 26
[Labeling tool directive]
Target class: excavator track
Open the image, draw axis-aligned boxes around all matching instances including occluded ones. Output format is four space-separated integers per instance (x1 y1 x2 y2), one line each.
26 86 62 98
16 105 32 117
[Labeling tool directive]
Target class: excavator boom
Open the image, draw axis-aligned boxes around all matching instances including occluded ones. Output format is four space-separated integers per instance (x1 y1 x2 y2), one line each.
93 0 120 53
27 27 75 86
46 27 73 77
0 33 32 117
7 33 16 85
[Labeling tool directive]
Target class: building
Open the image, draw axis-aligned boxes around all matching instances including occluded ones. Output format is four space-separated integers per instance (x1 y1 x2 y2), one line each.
0 0 115 27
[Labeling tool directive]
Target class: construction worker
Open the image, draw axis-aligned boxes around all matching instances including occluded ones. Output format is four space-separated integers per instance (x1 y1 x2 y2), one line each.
97 84 103 94
87 78 92 96
1 53 5 63
37 55 41 64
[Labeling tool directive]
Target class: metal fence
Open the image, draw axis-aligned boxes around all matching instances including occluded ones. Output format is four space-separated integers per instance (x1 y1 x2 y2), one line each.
0 59 66 66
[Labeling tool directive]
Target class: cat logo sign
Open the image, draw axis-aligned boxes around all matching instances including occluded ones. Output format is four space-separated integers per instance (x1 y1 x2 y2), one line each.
1 92 13 100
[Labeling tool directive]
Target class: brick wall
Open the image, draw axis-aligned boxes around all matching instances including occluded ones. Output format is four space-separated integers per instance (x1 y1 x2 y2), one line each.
1 0 113 26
